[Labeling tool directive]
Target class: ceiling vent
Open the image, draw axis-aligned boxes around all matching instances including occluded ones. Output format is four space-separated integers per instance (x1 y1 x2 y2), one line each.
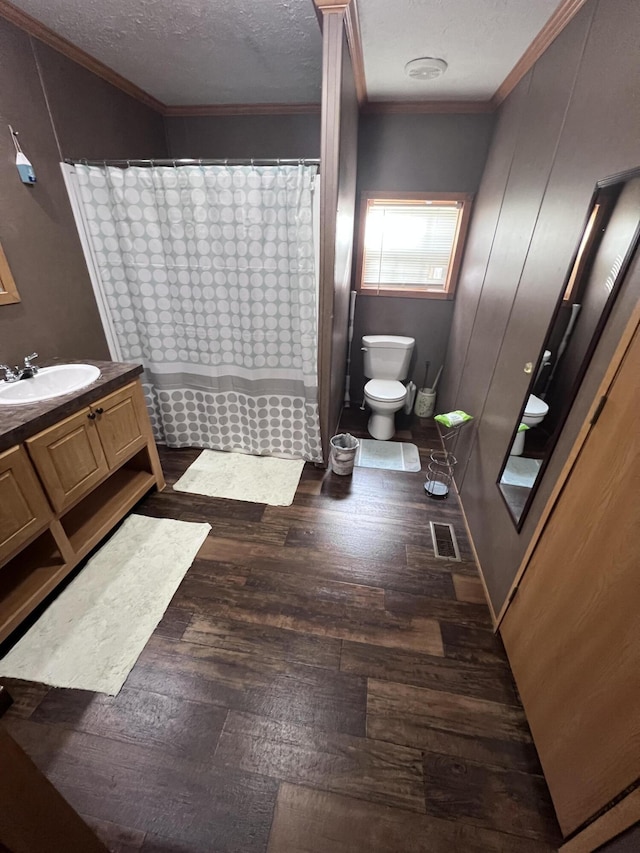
404 57 448 81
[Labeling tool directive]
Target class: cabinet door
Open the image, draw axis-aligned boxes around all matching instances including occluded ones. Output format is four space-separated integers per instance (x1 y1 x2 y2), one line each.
26 409 108 512
0 445 52 565
93 382 148 469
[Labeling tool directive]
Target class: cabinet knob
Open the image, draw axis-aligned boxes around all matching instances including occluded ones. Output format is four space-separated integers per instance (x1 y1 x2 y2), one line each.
95 407 104 415
87 412 96 420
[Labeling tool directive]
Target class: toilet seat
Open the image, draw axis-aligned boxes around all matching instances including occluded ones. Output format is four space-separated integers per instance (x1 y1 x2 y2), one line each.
524 394 549 418
364 379 406 403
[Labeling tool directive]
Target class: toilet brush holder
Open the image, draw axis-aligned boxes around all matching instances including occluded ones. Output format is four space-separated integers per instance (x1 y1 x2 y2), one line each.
414 388 436 418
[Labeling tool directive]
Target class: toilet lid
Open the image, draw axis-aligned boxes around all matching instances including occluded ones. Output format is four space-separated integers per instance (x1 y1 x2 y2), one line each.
365 379 407 403
525 394 549 417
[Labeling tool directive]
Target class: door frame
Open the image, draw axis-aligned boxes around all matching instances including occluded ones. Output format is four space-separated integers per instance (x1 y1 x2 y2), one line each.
497 302 640 849
496 298 640 628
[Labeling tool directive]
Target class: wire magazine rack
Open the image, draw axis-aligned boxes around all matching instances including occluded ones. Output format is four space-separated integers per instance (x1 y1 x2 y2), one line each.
424 419 473 499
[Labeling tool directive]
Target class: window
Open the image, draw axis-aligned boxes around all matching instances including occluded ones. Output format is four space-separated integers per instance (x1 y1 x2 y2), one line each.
0 240 20 306
356 192 473 299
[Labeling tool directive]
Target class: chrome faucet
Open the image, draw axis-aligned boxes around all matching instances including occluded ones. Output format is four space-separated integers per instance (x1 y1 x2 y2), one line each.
0 352 40 382
21 352 39 378
0 364 20 383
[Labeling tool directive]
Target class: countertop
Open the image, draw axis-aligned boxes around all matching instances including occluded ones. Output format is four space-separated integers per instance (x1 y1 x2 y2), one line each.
0 359 143 453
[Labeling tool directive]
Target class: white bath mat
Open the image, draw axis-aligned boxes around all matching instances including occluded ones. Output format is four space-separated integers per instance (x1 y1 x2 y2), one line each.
173 450 305 506
355 439 421 473
502 457 542 488
0 515 210 695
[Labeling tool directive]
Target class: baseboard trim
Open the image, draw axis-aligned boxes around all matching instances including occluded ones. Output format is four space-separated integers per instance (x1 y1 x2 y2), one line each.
452 476 498 628
559 787 640 853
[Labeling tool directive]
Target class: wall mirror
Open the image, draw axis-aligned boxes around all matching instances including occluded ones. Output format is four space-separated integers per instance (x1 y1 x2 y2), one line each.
0 240 20 306
498 167 640 529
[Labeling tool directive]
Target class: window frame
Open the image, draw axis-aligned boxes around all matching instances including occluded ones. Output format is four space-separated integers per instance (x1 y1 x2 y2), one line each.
0 241 20 306
354 191 473 300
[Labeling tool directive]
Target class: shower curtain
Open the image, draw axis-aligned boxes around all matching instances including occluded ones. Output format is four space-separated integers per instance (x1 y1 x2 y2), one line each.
64 163 322 462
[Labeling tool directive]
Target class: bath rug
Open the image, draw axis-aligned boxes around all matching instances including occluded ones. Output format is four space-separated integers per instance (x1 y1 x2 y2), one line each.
173 450 305 506
355 439 421 473
501 457 542 489
0 515 210 695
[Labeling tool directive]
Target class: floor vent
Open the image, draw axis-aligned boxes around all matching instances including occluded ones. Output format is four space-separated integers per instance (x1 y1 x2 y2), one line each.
430 521 461 561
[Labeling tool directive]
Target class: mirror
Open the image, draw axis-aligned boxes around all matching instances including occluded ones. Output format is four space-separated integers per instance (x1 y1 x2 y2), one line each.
498 168 640 528
0 241 20 306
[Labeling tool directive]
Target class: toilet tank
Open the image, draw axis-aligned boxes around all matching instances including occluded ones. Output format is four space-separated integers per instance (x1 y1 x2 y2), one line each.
362 335 415 379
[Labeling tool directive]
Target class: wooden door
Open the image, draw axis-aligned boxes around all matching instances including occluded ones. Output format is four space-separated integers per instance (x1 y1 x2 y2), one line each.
93 381 147 469
0 445 52 566
26 409 108 513
501 325 640 836
0 717 107 852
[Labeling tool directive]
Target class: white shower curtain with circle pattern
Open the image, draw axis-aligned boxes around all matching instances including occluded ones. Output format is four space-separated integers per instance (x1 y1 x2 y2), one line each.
71 163 322 462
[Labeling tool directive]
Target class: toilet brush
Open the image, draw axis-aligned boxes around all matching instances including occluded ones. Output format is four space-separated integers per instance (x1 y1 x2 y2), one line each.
414 363 442 418
421 361 430 390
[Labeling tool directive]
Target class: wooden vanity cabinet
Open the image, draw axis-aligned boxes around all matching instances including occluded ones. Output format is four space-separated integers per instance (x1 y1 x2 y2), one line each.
26 408 108 513
0 445 52 564
25 382 150 512
0 377 164 643
92 382 148 469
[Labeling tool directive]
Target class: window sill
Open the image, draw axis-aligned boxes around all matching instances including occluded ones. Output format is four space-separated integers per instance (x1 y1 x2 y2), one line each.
358 289 454 300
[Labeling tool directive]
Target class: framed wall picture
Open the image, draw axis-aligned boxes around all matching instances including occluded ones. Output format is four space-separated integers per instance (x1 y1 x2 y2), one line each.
0 241 20 306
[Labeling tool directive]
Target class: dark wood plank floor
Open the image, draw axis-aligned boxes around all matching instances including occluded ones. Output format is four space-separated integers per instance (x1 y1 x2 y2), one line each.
1 413 562 852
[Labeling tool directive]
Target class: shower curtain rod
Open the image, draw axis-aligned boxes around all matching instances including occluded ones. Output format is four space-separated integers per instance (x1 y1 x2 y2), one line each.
64 157 320 168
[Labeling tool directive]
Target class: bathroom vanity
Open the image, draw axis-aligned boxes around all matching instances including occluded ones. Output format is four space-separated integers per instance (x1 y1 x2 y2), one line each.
0 361 164 644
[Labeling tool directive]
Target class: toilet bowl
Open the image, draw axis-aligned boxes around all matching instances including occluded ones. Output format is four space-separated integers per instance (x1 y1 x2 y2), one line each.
361 335 415 440
511 394 549 455
364 379 408 440
522 393 549 427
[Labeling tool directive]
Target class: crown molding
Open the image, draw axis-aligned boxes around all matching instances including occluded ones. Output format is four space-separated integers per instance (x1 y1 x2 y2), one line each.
164 103 322 117
363 99 495 115
313 0 366 105
344 0 366 105
360 0 588 114
492 0 590 106
313 0 351 10
0 0 165 113
0 0 589 123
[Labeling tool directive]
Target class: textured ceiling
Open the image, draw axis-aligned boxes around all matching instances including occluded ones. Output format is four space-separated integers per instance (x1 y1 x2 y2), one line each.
9 0 323 105
8 0 563 105
359 0 562 101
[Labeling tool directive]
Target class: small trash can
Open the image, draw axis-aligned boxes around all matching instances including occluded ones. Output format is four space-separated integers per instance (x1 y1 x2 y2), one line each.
329 433 359 476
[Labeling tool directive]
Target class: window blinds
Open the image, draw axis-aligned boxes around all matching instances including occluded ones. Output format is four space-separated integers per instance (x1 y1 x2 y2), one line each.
361 201 462 293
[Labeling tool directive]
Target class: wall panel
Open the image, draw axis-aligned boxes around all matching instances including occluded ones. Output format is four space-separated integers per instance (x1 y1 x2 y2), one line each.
454 3 593 487
329 35 358 439
317 11 358 459
165 114 320 159
351 113 495 402
441 0 640 612
0 17 167 366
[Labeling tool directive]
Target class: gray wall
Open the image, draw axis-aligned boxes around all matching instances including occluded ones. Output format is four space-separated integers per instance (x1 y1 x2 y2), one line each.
328 34 359 440
165 114 320 159
0 18 167 366
440 0 640 613
350 113 495 401
315 18 359 458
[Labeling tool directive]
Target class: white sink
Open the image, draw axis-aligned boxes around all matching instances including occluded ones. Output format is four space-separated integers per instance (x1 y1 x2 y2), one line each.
0 364 101 405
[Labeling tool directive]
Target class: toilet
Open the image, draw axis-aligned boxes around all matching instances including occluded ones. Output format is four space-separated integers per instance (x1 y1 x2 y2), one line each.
511 393 550 456
362 335 415 440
